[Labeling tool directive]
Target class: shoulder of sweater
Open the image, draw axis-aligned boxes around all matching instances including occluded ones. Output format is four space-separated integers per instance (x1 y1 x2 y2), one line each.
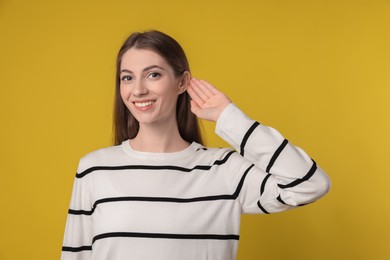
76 144 238 174
77 144 123 168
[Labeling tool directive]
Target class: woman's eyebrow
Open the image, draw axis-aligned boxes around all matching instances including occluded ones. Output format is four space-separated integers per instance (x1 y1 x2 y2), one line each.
120 69 132 74
143 65 165 71
120 65 166 74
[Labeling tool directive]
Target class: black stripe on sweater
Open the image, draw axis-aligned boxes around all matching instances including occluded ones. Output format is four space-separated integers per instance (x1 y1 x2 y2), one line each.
278 159 317 189
69 164 255 216
260 174 272 196
68 209 94 215
266 139 288 173
92 232 240 244
257 200 270 214
240 122 260 156
276 195 287 205
62 245 92 252
63 232 240 252
76 151 235 178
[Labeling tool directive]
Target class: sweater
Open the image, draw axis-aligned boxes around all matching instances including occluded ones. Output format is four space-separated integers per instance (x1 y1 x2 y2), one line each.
61 103 330 260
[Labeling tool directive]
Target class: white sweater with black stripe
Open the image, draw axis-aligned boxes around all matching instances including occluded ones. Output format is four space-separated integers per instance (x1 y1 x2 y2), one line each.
61 103 330 260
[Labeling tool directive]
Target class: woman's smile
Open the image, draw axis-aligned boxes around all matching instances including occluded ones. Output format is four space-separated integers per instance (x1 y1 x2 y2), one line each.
133 100 156 110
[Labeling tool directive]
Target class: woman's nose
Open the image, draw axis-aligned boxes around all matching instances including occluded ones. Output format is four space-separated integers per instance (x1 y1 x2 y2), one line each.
133 80 148 96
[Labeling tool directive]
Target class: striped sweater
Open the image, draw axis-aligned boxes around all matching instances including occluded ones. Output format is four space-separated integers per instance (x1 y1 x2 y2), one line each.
61 103 330 260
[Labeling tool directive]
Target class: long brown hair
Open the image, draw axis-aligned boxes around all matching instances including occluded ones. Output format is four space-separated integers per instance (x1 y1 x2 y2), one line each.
113 30 203 145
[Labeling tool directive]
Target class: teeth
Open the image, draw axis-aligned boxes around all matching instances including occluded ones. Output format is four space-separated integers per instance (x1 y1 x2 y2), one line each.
134 101 154 107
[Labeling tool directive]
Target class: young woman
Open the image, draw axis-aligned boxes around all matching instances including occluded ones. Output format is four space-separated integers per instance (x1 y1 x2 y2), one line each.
61 30 330 260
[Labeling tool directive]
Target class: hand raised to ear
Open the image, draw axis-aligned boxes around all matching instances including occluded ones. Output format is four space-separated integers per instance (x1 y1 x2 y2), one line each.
187 78 232 122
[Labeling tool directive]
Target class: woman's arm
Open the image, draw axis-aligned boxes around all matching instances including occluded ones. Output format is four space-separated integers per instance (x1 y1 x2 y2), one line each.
187 78 330 213
61 162 93 260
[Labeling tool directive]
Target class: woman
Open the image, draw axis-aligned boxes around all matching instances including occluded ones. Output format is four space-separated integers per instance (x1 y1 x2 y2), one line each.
61 30 330 260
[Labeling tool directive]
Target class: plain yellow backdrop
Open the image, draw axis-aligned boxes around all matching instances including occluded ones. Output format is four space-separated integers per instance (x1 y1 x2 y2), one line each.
1 0 389 259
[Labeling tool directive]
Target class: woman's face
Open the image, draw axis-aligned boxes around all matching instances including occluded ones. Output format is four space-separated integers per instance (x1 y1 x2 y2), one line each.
120 48 184 127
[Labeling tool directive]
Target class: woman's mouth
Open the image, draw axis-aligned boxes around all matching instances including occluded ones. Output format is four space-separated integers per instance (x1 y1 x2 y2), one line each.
133 100 156 108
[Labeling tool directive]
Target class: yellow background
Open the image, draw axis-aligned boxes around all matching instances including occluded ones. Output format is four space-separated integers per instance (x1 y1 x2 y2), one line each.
1 0 389 259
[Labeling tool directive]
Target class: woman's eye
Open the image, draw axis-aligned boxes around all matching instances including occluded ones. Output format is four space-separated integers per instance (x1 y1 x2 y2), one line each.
148 72 161 79
121 75 133 81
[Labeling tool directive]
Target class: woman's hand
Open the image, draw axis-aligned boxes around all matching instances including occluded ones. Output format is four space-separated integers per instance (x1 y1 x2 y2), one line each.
187 78 232 122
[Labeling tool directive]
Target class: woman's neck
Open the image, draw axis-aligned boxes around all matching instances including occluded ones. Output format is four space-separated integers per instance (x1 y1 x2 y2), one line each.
130 120 190 153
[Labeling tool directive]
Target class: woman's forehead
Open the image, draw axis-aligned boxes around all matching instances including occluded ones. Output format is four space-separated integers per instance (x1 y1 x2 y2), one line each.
121 48 169 70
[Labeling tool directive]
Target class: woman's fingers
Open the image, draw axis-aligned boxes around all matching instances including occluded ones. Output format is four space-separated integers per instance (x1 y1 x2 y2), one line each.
187 83 204 107
192 78 214 98
189 78 211 104
190 100 201 116
187 77 232 121
198 79 218 95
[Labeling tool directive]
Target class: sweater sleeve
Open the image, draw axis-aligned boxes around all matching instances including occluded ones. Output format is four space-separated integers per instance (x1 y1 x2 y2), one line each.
216 103 331 214
61 160 93 260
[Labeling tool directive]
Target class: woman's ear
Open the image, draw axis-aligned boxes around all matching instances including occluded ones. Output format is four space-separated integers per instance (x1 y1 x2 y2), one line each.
178 71 190 94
